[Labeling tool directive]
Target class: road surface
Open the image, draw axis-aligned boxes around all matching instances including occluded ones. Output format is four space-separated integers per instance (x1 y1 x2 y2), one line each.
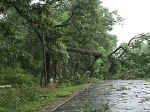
52 80 150 112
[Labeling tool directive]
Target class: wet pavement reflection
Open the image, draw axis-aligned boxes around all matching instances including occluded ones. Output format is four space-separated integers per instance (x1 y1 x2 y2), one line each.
52 80 150 112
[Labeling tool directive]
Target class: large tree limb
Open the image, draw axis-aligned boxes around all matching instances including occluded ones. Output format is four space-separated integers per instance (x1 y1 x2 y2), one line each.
110 33 150 58
67 47 102 58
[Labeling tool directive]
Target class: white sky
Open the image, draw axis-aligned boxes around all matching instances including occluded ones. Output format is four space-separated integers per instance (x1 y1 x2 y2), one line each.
102 0 150 44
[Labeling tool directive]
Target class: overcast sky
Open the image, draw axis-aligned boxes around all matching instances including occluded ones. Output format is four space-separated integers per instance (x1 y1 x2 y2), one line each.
102 0 150 44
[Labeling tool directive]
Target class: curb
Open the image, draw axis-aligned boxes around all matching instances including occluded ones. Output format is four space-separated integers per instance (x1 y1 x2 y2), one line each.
50 83 92 112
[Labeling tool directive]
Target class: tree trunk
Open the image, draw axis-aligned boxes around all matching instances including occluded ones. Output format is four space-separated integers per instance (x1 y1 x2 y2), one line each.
43 43 48 87
40 36 49 87
46 51 51 83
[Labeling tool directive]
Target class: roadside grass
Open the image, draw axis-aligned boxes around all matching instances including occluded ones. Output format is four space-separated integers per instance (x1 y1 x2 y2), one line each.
21 84 89 112
0 84 89 112
144 79 150 82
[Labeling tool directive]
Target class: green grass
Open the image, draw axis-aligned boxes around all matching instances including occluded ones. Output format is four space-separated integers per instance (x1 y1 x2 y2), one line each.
0 75 103 112
15 84 89 112
0 84 89 112
144 79 150 82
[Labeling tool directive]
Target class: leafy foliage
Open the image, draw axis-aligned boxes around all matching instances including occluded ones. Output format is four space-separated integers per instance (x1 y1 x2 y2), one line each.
1 0 150 111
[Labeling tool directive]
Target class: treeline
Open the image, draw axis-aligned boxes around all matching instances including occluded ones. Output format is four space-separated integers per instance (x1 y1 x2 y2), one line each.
0 0 120 87
0 0 150 87
0 1 121 111
0 1 150 111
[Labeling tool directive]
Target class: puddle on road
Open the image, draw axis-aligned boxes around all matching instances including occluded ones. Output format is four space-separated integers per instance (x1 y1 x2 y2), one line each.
53 80 150 112
109 80 150 112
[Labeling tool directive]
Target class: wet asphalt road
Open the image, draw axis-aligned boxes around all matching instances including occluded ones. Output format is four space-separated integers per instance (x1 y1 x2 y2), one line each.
52 80 150 112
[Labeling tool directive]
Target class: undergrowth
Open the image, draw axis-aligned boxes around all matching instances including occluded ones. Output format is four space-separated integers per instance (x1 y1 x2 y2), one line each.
0 84 88 112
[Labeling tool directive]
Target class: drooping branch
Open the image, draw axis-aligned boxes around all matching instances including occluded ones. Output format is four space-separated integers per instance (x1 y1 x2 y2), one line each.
67 47 102 58
67 47 103 76
60 33 150 61
109 46 125 57
110 33 150 58
128 33 150 46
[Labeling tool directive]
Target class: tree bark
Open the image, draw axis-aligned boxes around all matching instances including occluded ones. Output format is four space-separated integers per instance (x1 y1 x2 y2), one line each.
43 40 48 87
46 51 51 83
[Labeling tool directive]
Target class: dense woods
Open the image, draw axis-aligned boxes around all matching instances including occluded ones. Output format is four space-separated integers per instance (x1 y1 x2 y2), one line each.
0 0 150 112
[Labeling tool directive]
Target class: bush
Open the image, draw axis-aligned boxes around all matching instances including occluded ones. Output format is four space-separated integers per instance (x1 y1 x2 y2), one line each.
72 74 91 85
0 67 37 87
0 88 16 110
0 86 44 111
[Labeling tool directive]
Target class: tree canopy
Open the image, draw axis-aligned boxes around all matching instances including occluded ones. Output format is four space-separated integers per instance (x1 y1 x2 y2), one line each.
1 1 150 112
0 0 149 86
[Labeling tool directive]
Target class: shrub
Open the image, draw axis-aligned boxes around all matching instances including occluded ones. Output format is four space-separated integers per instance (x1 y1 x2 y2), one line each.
0 67 37 87
0 88 16 109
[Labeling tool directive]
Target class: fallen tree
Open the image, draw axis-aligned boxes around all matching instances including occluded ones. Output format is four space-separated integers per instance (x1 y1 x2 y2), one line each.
67 33 150 59
65 33 150 77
